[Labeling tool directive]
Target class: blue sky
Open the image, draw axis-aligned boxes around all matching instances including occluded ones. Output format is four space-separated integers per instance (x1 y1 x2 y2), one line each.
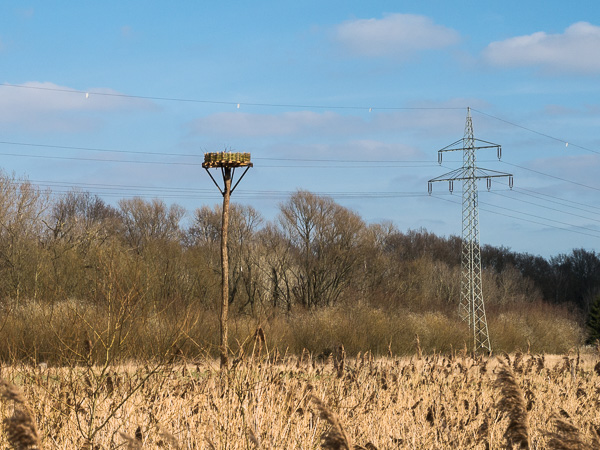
1 1 600 258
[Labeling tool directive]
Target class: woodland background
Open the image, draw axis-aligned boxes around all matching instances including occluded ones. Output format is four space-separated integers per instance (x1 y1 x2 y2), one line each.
0 170 598 364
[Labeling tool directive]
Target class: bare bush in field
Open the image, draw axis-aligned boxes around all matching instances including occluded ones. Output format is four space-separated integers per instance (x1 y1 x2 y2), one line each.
1 344 599 449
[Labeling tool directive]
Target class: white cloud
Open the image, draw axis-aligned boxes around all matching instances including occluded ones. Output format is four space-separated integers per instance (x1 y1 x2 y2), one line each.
533 154 600 176
334 13 460 58
121 25 133 38
336 139 422 159
189 102 478 141
17 7 34 19
0 81 157 132
483 22 600 74
190 111 368 138
257 139 423 163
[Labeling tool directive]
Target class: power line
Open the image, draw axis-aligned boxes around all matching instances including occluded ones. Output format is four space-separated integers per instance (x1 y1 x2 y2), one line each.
255 164 440 168
447 176 600 226
25 178 432 197
0 138 470 166
3 82 600 247
0 138 472 165
512 186 600 218
0 140 203 159
6 151 597 229
0 83 465 111
4 83 598 157
0 150 441 169
479 198 600 237
255 157 437 163
500 161 600 192
487 190 600 225
18 169 600 242
47 190 437 201
8 139 594 215
3 143 598 232
432 195 600 240
17 177 440 200
3 83 598 158
471 108 600 156
0 151 205 166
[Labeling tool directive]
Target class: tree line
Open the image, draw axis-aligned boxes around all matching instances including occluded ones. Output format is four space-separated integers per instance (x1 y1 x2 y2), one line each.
0 171 598 343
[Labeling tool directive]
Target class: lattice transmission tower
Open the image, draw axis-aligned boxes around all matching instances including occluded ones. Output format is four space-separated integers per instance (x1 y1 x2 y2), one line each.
428 108 513 353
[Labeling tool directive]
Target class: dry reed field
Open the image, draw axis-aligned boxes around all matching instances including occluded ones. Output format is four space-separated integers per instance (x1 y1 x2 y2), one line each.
1 341 599 449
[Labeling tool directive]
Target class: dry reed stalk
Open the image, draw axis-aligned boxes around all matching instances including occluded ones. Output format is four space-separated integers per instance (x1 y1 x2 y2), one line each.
415 334 423 360
3 353 600 447
354 443 378 449
334 345 346 378
513 351 524 374
0 378 41 450
119 432 142 449
544 415 594 450
246 426 262 448
311 395 352 450
158 431 181 449
495 362 530 449
271 347 281 364
252 326 266 361
590 424 600 448
536 354 545 374
298 348 311 368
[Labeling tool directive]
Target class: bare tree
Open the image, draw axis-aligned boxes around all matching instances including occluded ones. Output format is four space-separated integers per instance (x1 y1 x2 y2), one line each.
187 203 264 312
278 190 366 308
0 172 49 302
48 190 119 242
256 223 295 311
118 197 185 252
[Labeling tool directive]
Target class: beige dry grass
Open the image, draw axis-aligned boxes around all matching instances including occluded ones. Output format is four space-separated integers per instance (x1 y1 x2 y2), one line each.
0 349 598 448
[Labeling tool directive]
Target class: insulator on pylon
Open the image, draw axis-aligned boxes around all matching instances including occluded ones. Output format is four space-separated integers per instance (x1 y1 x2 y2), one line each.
449 180 454 193
428 182 432 195
438 152 443 165
487 178 492 191
497 146 502 161
509 176 514 189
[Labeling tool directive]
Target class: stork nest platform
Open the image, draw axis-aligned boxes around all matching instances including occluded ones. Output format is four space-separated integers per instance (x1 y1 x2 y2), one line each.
202 152 253 168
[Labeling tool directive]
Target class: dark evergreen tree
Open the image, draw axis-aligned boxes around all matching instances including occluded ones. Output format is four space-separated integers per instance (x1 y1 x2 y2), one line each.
587 294 600 344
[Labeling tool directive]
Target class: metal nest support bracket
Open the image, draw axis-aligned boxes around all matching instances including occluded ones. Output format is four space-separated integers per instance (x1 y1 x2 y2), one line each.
202 152 253 196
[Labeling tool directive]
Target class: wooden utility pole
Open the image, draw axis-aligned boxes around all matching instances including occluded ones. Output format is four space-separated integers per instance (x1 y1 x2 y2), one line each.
219 167 231 369
202 152 252 369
